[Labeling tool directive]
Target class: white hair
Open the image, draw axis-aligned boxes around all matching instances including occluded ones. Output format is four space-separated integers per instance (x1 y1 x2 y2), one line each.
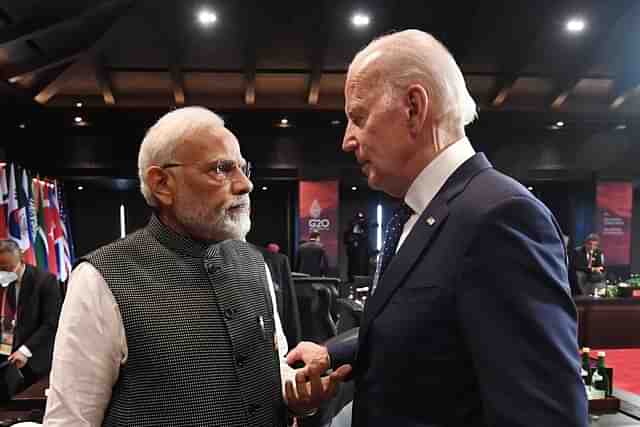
137 106 225 207
351 29 477 133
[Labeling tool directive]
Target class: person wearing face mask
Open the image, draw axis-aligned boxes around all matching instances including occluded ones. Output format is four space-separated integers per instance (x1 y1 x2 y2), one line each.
0 239 61 400
43 107 350 427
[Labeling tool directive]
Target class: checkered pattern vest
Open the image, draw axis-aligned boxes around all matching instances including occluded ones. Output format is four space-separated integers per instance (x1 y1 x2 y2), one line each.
83 215 286 427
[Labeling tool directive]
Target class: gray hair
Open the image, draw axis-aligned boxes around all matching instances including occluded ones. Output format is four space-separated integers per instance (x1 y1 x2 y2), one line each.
138 106 225 207
0 240 21 258
585 233 600 243
351 29 477 133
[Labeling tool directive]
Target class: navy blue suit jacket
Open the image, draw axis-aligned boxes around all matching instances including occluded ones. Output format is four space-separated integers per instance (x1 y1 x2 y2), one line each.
329 153 587 427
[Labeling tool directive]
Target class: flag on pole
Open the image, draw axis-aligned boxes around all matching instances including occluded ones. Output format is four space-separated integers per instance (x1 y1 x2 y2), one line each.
56 183 75 269
0 164 8 239
34 179 49 271
49 184 70 281
42 182 59 278
20 169 36 265
7 164 31 255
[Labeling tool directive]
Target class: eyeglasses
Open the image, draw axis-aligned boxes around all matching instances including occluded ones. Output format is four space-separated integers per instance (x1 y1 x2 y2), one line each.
161 159 252 181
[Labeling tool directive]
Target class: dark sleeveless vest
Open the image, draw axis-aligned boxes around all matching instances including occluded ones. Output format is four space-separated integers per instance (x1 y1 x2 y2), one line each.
83 215 286 426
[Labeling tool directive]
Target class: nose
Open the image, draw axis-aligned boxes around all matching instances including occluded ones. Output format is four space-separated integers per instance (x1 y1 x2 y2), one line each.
232 171 253 195
342 121 357 152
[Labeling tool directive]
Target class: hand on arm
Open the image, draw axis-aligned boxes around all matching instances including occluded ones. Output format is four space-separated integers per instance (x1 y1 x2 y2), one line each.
284 341 352 415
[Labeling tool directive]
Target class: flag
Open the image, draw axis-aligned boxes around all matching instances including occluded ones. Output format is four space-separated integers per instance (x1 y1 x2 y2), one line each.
7 164 30 254
49 184 70 281
43 182 59 278
0 164 8 239
56 183 75 282
34 180 49 271
25 172 38 262
20 169 36 265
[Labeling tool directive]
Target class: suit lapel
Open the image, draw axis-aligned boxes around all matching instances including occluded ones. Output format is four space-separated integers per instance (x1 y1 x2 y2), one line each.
360 198 449 341
359 153 492 346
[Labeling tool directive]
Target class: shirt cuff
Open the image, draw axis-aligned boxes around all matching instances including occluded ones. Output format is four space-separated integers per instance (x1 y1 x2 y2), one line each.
18 345 32 358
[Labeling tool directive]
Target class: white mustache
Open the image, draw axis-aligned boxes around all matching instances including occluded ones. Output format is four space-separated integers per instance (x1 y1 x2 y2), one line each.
228 196 251 211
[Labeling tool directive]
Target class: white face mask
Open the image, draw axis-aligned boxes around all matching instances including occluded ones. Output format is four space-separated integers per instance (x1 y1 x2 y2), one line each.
0 271 17 288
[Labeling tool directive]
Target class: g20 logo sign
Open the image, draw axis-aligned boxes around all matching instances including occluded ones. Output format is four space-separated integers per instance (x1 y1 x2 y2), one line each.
309 219 331 231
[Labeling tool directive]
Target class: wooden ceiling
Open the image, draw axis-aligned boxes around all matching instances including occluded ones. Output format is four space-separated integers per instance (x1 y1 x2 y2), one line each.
1 0 640 116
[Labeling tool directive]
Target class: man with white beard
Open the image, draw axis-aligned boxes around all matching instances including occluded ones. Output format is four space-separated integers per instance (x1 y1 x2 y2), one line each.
44 107 349 427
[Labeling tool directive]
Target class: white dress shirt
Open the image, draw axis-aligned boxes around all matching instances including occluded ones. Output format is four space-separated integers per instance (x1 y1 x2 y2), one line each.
397 137 476 251
44 262 295 427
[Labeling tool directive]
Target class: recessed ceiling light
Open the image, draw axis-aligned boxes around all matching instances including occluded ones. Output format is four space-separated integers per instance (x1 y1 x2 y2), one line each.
74 116 83 123
198 8 217 26
18 123 25 129
352 13 370 28
351 186 358 191
331 119 341 125
261 186 268 191
527 186 534 191
280 118 288 125
555 121 565 127
566 18 586 33
77 185 84 191
76 102 83 108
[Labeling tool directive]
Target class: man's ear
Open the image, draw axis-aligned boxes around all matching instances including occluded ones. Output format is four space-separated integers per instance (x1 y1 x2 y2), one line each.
146 166 175 207
405 84 429 136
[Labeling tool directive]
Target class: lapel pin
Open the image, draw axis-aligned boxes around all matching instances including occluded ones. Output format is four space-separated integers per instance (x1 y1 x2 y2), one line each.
426 216 436 226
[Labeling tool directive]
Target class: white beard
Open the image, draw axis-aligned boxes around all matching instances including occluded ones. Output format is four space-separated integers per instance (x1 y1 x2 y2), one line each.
175 194 251 242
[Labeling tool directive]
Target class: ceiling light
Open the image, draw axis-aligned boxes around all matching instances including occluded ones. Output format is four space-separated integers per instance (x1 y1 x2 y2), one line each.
555 121 564 127
527 186 534 191
198 8 217 26
76 102 83 108
74 116 83 123
616 124 627 130
566 18 586 33
352 13 370 27
77 185 84 191
280 118 288 125
331 119 341 125
261 186 268 191
351 186 358 191
18 123 25 129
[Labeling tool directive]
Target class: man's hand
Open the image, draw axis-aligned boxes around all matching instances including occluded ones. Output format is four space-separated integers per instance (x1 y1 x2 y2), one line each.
285 341 352 415
8 350 27 369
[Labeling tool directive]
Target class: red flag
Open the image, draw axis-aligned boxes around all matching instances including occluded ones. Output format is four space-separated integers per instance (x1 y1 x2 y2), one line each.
42 182 59 278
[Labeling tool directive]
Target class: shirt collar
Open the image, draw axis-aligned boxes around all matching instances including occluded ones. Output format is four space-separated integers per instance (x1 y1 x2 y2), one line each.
404 137 475 216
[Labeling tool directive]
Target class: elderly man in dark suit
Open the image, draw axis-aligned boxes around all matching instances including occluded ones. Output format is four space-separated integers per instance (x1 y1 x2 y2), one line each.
0 239 61 399
571 233 605 296
287 30 587 427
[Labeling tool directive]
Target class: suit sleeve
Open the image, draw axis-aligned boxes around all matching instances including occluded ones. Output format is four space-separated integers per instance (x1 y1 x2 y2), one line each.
457 196 587 427
23 271 62 362
326 327 359 369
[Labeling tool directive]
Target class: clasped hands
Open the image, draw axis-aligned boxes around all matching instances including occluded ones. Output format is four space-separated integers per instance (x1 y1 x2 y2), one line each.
284 341 352 416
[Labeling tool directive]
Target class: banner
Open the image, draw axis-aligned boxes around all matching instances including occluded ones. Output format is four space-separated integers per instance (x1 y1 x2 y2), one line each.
596 182 632 266
299 181 339 269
